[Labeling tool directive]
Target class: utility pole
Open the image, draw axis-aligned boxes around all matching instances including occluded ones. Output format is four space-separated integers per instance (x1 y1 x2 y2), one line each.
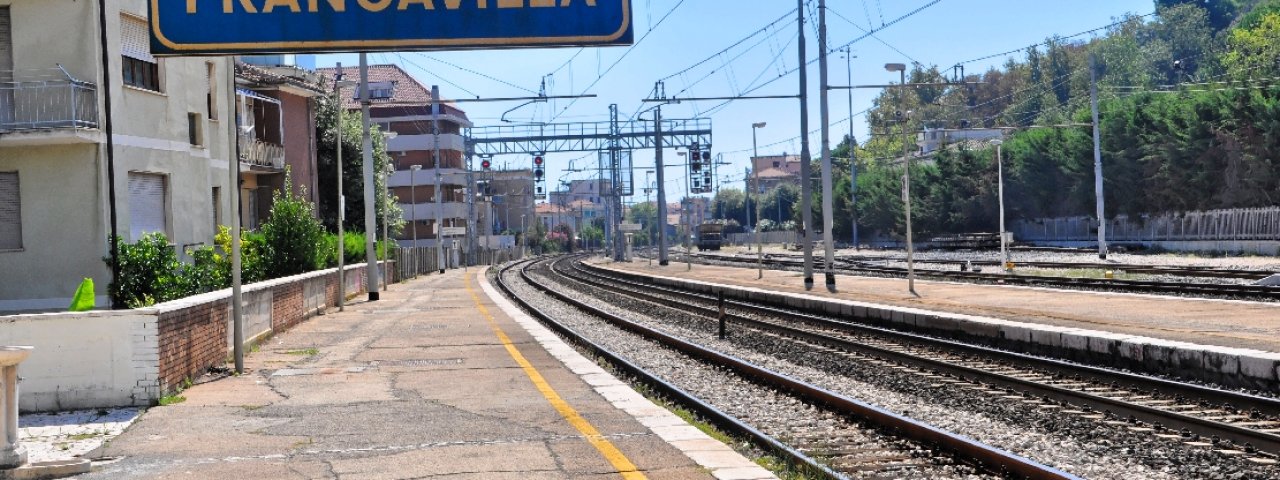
225 56 244 373
797 0 815 290
744 166 752 232
359 53 380 301
432 85 445 273
1090 54 1107 260
818 0 836 289
655 105 669 266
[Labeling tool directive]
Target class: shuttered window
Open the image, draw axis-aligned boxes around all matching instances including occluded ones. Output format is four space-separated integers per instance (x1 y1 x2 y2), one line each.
128 173 168 241
120 14 160 91
0 172 21 250
119 15 154 63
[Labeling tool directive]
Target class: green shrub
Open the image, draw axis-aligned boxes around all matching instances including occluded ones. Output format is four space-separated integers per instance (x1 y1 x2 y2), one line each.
105 233 183 308
260 174 327 278
214 226 266 283
175 246 228 297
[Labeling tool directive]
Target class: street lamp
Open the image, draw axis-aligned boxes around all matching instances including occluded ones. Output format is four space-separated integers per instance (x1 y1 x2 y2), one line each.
751 122 766 279
885 62 918 296
331 69 358 312
992 139 1009 272
380 131 397 291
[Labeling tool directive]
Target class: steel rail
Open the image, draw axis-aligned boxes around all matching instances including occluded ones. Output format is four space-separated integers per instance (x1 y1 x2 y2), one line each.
567 259 1280 457
686 252 1280 300
526 256 1079 479
491 260 846 480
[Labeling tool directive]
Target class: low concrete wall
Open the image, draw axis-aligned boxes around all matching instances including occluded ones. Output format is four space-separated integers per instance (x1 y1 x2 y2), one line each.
596 264 1280 392
1020 240 1280 256
0 263 382 412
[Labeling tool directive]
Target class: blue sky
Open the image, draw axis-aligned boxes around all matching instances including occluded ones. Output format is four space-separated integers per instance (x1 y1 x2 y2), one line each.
317 0 1155 201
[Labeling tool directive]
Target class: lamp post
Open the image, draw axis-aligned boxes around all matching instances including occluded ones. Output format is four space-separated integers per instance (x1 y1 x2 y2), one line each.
751 122 766 279
992 139 1009 272
332 67 356 312
381 131 397 290
885 62 918 296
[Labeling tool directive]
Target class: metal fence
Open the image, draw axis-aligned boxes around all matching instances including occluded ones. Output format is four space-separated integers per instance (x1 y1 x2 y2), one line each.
1012 207 1280 242
0 69 98 132
392 247 524 281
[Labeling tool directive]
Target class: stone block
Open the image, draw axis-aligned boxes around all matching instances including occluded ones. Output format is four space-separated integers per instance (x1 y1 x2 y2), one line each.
1239 352 1280 383
1059 331 1092 353
1028 327 1064 349
1202 346 1244 377
999 324 1032 345
1117 337 1147 364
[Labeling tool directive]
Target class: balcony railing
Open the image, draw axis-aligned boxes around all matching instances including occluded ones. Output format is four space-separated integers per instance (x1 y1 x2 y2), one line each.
239 137 285 169
0 68 99 132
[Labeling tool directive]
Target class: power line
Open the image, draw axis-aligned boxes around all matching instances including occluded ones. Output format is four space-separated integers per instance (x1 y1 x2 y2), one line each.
953 11 1157 67
411 52 538 95
551 0 687 122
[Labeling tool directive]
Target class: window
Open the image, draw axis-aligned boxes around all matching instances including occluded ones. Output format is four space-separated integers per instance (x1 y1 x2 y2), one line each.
128 173 168 240
120 15 160 91
0 172 21 250
187 113 203 146
211 187 221 232
353 81 395 100
206 62 217 120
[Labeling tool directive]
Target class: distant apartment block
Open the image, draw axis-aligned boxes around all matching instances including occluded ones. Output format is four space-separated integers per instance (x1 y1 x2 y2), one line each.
318 64 473 248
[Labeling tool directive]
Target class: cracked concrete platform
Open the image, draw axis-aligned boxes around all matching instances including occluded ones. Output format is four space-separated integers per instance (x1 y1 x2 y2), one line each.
77 268 770 480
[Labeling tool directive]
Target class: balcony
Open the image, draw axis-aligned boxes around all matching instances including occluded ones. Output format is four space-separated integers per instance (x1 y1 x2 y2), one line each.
0 69 101 146
239 137 285 171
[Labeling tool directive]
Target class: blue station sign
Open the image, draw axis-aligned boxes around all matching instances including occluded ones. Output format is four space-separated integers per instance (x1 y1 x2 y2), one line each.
149 0 633 55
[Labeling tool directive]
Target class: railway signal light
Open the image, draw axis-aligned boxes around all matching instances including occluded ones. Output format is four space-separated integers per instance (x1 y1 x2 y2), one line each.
533 155 544 179
481 159 492 170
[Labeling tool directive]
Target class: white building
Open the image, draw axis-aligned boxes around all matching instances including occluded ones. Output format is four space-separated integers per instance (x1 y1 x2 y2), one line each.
0 0 237 311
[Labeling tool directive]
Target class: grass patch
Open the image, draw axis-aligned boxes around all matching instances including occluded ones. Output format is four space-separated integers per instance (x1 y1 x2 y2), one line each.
666 404 734 445
1016 267 1137 280
158 395 186 406
285 348 319 356
66 432 102 441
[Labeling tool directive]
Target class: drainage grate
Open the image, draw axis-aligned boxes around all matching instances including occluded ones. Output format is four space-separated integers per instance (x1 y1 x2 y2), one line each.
374 358 465 367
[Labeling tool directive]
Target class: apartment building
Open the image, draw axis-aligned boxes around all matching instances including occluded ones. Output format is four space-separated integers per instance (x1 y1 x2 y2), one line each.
233 62 325 228
317 64 472 248
0 0 237 311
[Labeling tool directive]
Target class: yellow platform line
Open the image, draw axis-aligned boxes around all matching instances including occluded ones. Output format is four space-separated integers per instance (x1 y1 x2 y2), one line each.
465 273 647 480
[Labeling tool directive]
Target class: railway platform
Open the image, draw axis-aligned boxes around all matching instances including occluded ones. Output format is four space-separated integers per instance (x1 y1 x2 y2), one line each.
78 268 774 480
599 258 1280 390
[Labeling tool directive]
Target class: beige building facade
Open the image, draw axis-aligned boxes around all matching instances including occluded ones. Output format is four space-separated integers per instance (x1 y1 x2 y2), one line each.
0 0 236 311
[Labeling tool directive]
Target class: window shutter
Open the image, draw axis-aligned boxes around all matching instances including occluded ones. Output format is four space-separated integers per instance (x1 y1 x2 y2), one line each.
0 7 13 74
120 15 155 63
128 173 167 240
0 172 21 250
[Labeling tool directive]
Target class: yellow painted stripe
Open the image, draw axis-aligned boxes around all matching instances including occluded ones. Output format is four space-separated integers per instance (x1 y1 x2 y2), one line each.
465 273 647 480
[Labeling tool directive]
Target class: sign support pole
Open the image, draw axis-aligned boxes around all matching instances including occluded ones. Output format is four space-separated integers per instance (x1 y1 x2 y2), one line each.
797 0 816 291
655 106 669 266
433 85 446 274
226 56 244 374
360 53 380 301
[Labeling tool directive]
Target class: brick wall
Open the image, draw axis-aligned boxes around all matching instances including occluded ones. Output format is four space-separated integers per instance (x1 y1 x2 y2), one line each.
153 264 375 397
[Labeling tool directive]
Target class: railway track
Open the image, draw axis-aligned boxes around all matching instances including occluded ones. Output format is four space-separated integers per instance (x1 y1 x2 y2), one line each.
684 251 1280 300
534 256 1280 475
831 255 1273 280
497 257 1076 479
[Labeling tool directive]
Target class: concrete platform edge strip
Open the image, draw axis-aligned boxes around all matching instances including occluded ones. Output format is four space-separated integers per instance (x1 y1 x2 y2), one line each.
595 263 1280 393
476 267 778 480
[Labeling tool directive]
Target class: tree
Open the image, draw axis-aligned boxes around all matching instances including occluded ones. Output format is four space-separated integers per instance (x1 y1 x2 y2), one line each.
314 94 402 237
627 202 660 246
1223 12 1280 79
760 183 800 226
711 188 748 225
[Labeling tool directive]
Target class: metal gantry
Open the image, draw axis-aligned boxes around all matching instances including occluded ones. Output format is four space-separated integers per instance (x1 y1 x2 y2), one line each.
465 115 712 261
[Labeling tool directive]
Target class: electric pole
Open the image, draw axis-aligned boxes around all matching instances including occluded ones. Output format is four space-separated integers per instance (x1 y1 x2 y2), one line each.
818 0 837 289
1090 54 1107 260
797 0 815 290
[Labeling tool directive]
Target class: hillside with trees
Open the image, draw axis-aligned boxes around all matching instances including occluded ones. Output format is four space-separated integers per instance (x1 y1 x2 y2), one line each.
742 0 1280 241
